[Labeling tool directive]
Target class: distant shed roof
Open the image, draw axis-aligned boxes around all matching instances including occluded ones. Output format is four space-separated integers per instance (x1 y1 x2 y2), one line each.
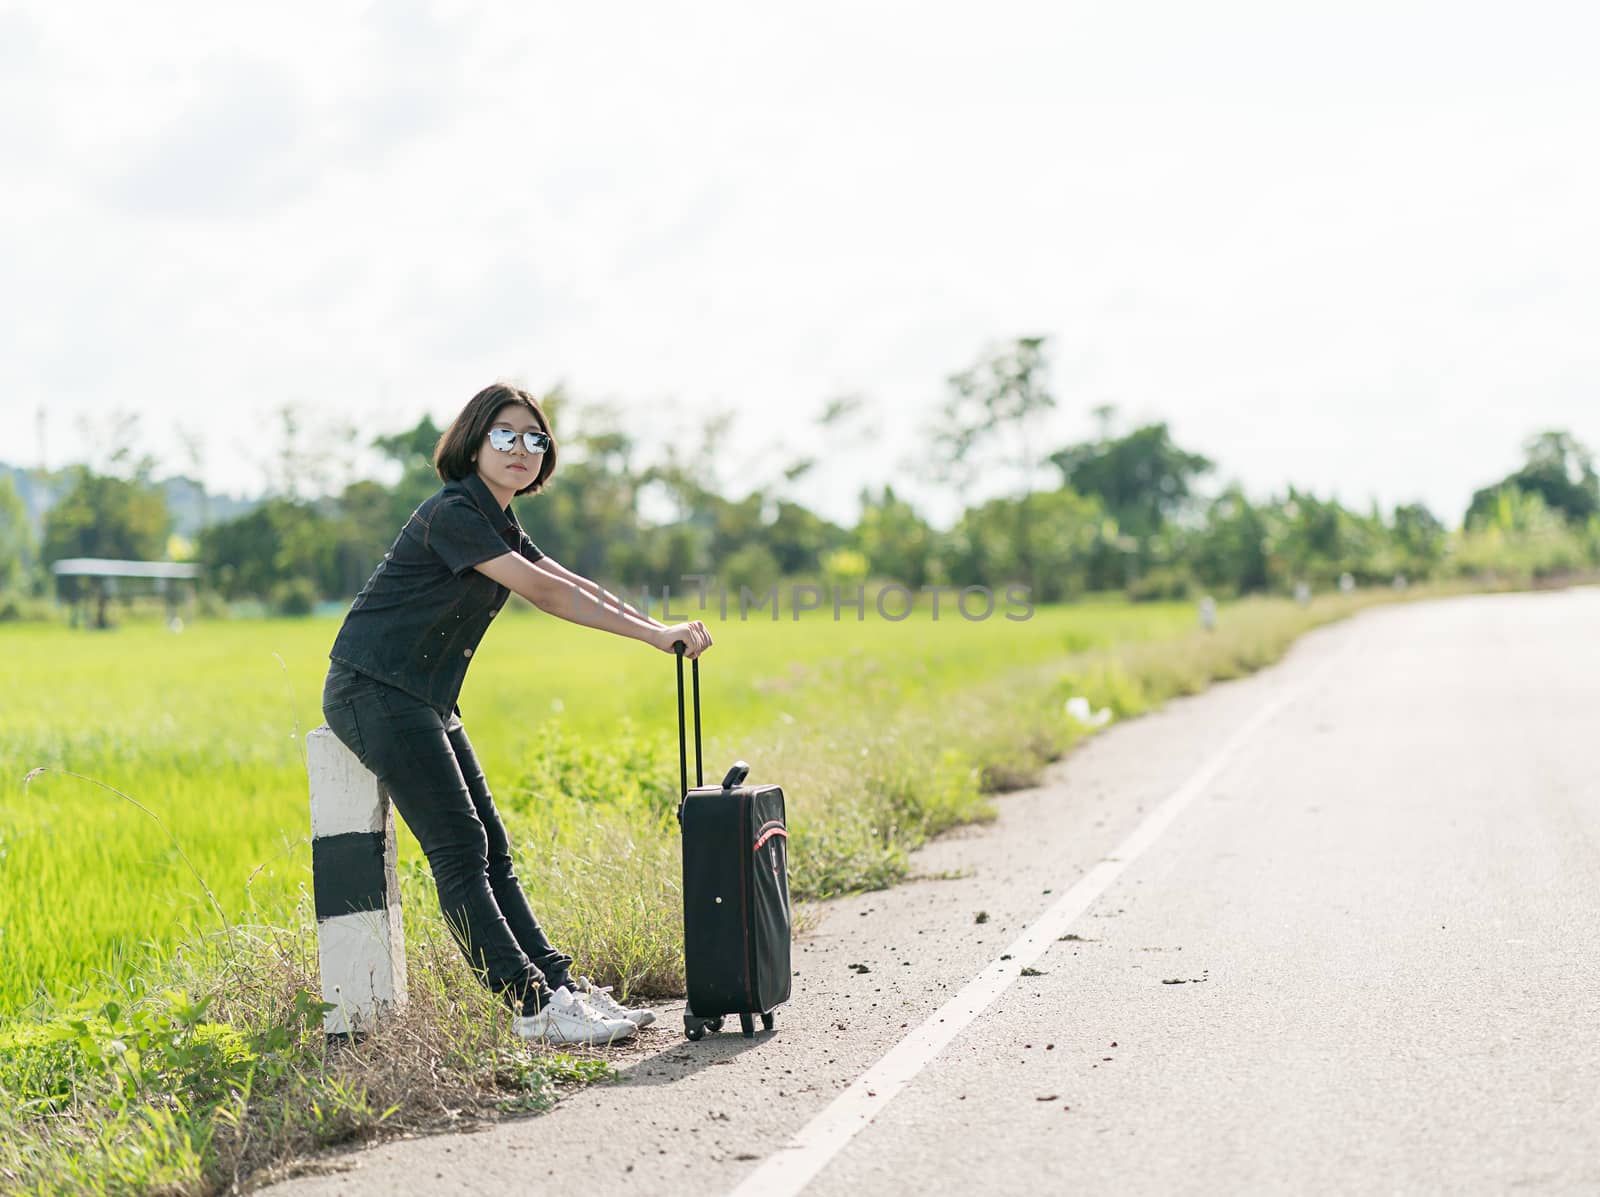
50 558 201 579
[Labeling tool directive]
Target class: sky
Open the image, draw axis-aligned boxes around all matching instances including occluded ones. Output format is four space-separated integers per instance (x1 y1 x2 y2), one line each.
1 0 1595 531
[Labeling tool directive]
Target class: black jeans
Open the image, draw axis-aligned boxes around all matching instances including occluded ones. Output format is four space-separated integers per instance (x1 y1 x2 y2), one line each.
321 664 571 1011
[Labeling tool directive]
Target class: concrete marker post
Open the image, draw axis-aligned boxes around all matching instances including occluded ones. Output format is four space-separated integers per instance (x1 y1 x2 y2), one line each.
306 725 407 1040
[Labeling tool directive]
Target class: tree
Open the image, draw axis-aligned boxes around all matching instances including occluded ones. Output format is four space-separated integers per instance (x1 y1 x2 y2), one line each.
719 542 783 596
41 467 171 625
373 413 446 528
196 499 334 601
1254 488 1389 590
1047 422 1214 543
763 500 848 578
940 488 1107 603
265 403 360 501
642 409 737 525
1465 430 1599 528
0 474 33 593
511 395 656 585
1455 485 1595 580
929 336 1059 592
328 479 400 597
855 485 936 588
42 468 169 564
1390 502 1447 577
930 336 1057 505
1190 485 1270 595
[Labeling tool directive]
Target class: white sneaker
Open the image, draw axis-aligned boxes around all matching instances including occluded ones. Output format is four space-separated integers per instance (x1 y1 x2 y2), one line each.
573 975 658 1028
514 986 636 1046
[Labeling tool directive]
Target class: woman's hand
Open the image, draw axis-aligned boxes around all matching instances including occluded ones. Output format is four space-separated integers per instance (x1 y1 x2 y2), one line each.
656 621 714 658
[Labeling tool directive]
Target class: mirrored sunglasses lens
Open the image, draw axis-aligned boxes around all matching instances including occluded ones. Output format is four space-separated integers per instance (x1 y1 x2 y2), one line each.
524 432 549 452
488 428 515 451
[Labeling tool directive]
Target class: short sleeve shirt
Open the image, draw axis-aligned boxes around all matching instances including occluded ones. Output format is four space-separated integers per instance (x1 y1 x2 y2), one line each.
328 472 544 714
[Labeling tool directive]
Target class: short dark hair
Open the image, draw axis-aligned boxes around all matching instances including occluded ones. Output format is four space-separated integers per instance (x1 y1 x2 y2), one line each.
434 384 558 496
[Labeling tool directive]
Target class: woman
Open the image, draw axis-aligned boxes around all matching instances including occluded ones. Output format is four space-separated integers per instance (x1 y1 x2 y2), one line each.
321 382 713 1046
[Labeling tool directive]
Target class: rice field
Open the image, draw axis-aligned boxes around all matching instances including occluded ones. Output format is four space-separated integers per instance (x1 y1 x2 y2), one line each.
0 594 1204 1020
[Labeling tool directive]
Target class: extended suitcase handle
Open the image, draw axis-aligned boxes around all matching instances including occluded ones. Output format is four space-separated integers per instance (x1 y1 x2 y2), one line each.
674 641 703 822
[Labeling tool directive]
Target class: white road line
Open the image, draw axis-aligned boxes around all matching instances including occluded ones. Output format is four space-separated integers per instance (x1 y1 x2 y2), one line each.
728 648 1342 1197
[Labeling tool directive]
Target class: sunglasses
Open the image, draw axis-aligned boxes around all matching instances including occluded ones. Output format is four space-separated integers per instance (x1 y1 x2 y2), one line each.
487 427 551 454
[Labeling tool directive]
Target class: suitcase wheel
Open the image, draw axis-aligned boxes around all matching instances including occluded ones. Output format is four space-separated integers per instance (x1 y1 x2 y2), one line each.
684 1013 724 1041
761 1012 775 1031
740 1012 755 1038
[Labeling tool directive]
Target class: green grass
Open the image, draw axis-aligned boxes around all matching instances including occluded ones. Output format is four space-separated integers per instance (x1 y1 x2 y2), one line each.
0 594 1199 1019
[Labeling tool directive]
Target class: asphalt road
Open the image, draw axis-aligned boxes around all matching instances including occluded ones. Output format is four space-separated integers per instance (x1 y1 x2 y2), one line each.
261 588 1600 1196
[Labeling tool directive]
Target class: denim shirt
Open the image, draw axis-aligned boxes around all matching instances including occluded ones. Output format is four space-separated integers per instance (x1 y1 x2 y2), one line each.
329 472 544 715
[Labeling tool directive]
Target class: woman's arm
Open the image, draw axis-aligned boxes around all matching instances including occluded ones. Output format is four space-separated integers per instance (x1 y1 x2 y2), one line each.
532 554 666 630
474 552 712 656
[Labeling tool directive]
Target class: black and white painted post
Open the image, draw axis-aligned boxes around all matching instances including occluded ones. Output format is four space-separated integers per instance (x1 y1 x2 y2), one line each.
307 725 407 1039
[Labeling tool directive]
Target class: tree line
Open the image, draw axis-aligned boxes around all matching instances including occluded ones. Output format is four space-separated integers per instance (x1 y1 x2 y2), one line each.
3 338 1598 619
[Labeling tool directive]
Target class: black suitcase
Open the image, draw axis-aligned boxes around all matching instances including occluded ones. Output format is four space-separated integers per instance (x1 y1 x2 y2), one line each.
674 643 792 1040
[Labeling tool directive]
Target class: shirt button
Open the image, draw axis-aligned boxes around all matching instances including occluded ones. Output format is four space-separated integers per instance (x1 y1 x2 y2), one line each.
463 648 473 658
